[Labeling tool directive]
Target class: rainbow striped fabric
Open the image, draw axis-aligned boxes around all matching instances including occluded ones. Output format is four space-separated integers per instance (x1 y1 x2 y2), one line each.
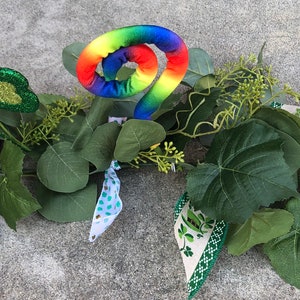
76 25 188 120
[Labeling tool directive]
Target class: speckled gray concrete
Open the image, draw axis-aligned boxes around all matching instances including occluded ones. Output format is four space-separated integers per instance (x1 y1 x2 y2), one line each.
1 1 300 299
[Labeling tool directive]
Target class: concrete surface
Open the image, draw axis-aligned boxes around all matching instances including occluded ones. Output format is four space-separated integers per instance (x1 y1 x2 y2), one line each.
1 0 300 299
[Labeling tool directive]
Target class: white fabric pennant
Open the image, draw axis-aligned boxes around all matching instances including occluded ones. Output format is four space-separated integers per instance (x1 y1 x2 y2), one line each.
174 193 228 299
89 160 122 242
89 116 126 242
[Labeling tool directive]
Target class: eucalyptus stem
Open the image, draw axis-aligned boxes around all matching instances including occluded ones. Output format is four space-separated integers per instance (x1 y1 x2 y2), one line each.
0 122 30 152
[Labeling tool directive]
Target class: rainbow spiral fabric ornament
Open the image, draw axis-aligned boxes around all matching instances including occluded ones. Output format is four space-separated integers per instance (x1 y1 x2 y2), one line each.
76 25 189 120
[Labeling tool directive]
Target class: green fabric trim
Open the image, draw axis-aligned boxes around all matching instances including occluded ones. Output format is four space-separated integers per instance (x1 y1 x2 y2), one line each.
188 220 228 299
174 192 228 300
174 192 188 223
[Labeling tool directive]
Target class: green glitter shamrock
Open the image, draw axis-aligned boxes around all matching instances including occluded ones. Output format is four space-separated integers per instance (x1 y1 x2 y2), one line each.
0 68 39 112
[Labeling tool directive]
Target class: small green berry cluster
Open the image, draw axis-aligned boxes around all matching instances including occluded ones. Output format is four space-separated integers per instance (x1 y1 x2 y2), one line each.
132 141 185 173
18 96 89 147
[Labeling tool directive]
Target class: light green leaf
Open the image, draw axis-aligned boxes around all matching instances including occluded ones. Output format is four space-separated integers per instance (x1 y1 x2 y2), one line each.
186 119 298 223
194 74 216 92
0 141 41 229
264 197 300 288
182 48 214 87
37 182 97 222
226 208 294 255
114 119 166 162
37 141 89 193
80 122 121 171
62 42 86 77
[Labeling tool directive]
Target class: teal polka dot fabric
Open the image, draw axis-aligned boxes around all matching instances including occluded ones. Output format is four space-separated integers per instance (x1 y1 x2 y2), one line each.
89 161 122 242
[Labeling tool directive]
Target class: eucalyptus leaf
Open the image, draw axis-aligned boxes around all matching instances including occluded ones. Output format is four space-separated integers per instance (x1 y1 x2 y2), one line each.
186 119 298 223
80 122 121 171
37 182 97 222
37 141 89 193
0 140 41 229
62 42 86 77
0 110 21 127
194 74 216 92
116 66 135 80
56 114 86 143
264 197 300 289
182 48 214 87
114 119 166 162
110 93 142 118
226 208 294 255
72 97 114 149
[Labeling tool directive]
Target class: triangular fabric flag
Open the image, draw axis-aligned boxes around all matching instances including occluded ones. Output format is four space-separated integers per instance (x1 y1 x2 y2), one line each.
174 193 228 299
89 161 122 242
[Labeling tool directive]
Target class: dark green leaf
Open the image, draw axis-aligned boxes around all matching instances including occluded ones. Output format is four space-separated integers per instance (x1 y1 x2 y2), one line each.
0 141 41 229
62 42 86 77
116 67 135 80
186 120 298 223
264 197 300 288
72 97 114 149
254 107 300 173
114 120 166 162
110 93 142 118
168 88 220 136
182 48 214 87
37 182 97 222
37 141 89 193
80 122 121 171
0 111 21 127
56 114 86 143
226 208 294 255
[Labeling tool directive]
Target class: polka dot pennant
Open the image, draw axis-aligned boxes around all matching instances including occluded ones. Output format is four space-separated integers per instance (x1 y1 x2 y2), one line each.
89 160 122 242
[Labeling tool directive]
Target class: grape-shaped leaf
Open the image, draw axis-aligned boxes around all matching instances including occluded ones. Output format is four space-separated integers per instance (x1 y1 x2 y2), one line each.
264 198 300 289
187 119 298 223
226 208 294 255
0 141 41 229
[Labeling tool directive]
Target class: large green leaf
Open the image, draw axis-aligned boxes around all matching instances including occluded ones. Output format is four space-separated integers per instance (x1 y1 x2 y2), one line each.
72 97 114 149
114 119 166 162
226 208 294 255
254 107 300 173
186 119 298 223
80 122 121 171
62 42 86 77
264 197 300 288
182 48 214 87
37 141 89 193
0 140 41 229
37 182 97 222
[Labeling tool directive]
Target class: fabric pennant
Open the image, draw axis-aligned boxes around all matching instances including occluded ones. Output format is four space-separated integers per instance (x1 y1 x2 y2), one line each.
174 193 228 299
89 160 122 242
